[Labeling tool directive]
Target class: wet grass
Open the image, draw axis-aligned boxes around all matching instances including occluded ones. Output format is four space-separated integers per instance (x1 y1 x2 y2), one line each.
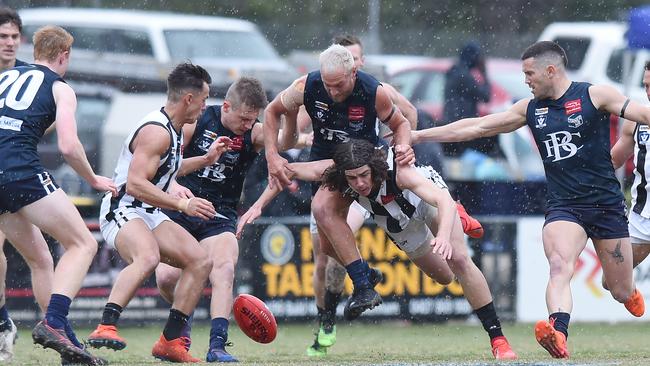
11 321 650 365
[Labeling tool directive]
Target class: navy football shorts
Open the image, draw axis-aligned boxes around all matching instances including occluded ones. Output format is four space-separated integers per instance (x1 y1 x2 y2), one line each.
544 202 629 240
0 172 59 214
164 209 236 242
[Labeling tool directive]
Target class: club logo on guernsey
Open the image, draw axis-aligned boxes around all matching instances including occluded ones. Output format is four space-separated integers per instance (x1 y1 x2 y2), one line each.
534 108 548 129
542 131 583 162
316 110 326 122
200 130 218 150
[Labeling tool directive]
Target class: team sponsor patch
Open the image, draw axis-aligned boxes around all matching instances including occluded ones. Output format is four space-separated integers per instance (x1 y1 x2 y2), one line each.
0 116 23 131
567 114 583 128
315 101 329 111
230 135 244 151
535 107 548 115
564 99 582 115
348 106 365 121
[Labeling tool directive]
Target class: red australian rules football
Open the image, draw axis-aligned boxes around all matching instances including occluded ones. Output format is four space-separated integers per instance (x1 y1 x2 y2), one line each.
232 294 277 343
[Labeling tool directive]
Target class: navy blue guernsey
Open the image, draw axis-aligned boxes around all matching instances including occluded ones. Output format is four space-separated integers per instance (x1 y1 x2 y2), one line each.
14 59 29 67
526 81 623 208
0 64 64 185
177 105 259 216
304 69 381 160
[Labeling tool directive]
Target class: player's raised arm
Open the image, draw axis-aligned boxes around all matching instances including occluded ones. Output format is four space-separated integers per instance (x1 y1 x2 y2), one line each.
383 82 418 130
376 85 414 165
590 84 650 126
412 98 530 145
263 76 305 188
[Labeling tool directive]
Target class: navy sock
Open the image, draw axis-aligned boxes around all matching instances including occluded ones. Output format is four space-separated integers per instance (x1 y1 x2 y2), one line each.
345 259 370 289
100 302 123 326
64 319 83 348
163 308 189 340
550 312 570 338
0 305 9 322
181 312 194 339
209 317 229 349
0 305 10 331
474 302 504 340
45 293 71 330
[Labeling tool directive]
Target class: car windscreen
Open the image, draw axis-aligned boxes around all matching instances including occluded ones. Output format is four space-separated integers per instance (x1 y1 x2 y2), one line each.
22 25 153 56
164 30 280 60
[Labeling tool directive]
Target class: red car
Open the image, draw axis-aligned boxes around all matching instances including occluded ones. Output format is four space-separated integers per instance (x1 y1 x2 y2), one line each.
389 58 524 122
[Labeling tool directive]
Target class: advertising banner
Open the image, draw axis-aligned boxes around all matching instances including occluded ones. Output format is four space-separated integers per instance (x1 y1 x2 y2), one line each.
516 217 650 322
239 217 472 321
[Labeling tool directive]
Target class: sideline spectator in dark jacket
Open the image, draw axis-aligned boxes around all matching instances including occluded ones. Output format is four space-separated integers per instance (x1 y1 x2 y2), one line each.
443 41 502 158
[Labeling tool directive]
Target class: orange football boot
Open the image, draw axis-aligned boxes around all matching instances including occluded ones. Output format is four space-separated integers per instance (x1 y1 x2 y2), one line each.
534 319 569 358
490 336 518 360
456 201 484 238
152 334 200 363
88 324 126 350
624 288 645 317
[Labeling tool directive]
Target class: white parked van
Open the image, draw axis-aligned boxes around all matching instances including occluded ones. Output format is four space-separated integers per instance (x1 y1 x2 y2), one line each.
18 8 296 95
538 22 649 102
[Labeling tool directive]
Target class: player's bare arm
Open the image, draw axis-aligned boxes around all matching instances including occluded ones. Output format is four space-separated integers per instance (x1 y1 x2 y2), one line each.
590 84 650 126
412 98 530 144
53 81 117 196
177 136 232 176
376 85 414 165
376 85 410 146
263 76 306 187
127 124 216 219
611 119 636 169
383 82 418 130
236 158 333 239
395 164 456 259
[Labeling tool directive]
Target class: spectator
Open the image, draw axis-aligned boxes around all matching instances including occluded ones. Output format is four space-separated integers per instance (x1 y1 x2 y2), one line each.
443 41 501 158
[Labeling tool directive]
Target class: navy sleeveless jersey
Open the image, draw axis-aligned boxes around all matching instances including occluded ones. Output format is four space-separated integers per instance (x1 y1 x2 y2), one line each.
0 64 64 184
304 69 380 160
177 105 259 214
526 81 623 207
14 59 29 67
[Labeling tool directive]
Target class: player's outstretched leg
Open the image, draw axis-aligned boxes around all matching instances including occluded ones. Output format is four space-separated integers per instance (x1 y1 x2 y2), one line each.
534 318 569 358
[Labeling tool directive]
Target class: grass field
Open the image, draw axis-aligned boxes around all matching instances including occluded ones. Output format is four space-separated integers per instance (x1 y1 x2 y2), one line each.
10 321 650 365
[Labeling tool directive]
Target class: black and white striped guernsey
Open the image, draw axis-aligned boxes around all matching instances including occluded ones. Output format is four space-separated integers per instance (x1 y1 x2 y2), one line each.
352 148 448 247
104 108 183 212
